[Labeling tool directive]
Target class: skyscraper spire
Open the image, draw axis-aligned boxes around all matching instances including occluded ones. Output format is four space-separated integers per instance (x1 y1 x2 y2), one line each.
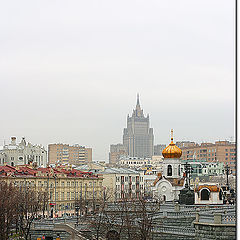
137 93 140 106
134 93 143 117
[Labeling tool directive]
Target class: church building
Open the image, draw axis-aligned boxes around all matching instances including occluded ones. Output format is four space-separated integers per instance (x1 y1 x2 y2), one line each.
152 130 185 202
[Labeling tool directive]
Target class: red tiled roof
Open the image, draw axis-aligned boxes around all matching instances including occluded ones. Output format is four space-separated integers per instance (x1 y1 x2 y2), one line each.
0 165 99 179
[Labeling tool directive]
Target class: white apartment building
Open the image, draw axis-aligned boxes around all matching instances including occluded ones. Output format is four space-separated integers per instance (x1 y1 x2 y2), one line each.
98 167 145 200
0 137 47 167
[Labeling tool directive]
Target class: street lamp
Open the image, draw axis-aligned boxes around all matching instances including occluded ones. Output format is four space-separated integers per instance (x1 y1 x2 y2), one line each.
225 164 230 187
75 205 80 226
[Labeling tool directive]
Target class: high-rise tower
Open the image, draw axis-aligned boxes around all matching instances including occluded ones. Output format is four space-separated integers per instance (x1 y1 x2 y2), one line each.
123 94 154 158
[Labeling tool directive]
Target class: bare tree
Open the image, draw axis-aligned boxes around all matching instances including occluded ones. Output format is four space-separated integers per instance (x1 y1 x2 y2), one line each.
89 188 114 240
133 196 157 240
17 187 42 239
37 189 49 218
109 193 159 240
0 181 19 240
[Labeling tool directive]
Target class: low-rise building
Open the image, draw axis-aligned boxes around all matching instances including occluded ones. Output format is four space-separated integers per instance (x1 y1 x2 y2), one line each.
0 137 47 167
98 167 144 201
0 164 103 217
194 183 223 205
183 161 225 178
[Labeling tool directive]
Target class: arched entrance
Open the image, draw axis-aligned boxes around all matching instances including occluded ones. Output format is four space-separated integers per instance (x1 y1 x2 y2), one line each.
200 189 210 200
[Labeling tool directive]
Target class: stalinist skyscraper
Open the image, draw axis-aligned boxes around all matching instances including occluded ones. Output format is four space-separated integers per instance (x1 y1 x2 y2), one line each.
123 94 154 158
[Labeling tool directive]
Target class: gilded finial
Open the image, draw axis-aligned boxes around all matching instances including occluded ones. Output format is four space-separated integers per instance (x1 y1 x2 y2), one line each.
171 129 174 142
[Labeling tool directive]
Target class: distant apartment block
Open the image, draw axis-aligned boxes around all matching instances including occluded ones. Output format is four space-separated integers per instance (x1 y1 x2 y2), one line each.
48 143 92 166
0 137 47 167
180 141 236 175
176 141 196 149
153 144 166 155
109 144 127 165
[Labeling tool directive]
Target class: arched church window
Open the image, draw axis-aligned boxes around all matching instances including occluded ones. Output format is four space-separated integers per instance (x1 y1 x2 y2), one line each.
163 195 166 201
178 165 180 176
200 189 210 200
167 165 172 176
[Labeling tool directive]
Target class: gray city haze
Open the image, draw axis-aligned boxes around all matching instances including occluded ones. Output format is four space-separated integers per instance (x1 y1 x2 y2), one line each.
0 0 235 161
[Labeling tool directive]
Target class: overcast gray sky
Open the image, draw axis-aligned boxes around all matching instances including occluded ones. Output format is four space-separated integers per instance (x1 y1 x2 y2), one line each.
0 0 235 161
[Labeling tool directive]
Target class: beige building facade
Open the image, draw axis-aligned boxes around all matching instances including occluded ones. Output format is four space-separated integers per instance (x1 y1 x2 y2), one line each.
109 144 127 165
0 164 103 217
48 143 92 166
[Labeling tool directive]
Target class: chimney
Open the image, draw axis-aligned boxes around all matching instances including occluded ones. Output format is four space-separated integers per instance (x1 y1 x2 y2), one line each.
11 137 16 145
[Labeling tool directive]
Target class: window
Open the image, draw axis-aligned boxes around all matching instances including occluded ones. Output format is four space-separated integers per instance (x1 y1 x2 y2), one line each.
167 165 172 176
201 189 210 200
62 181 65 187
61 192 64 200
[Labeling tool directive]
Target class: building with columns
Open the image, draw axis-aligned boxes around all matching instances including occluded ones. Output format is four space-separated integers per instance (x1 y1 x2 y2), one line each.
123 94 154 158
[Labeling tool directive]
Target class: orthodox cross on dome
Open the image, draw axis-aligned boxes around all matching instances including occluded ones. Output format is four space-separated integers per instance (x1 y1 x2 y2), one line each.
171 129 174 142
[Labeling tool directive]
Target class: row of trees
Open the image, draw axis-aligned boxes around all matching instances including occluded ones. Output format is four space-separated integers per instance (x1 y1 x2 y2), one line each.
0 180 159 240
74 189 160 240
0 181 48 240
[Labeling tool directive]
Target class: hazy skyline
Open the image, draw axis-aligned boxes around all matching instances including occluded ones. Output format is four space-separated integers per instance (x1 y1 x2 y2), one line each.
0 0 235 160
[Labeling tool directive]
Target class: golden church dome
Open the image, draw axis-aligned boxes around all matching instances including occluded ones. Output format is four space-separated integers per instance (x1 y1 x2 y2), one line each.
162 129 182 158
